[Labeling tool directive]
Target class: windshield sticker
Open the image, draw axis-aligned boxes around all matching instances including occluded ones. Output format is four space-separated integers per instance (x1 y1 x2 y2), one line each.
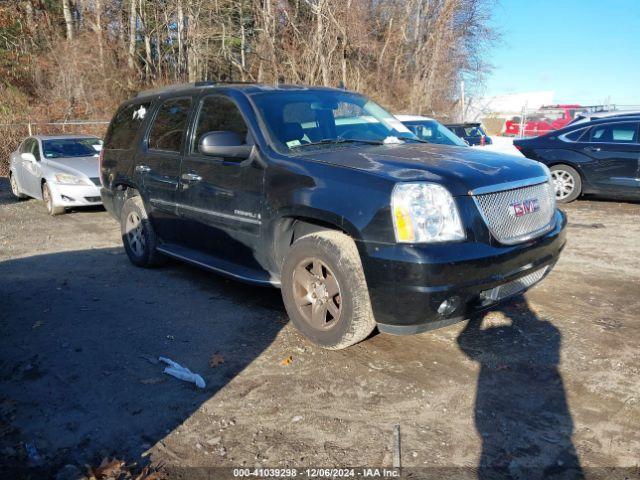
286 139 301 148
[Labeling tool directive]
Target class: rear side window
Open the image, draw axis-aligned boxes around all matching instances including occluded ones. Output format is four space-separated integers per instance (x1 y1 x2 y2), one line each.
148 98 192 152
193 95 249 150
104 102 151 150
564 127 589 142
589 122 638 143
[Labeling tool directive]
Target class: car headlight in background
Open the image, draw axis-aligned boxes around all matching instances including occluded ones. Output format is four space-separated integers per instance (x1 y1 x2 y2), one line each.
391 183 465 243
54 173 91 186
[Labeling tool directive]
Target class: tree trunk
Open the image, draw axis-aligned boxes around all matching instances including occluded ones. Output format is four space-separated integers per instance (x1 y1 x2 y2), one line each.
128 0 137 71
62 0 74 40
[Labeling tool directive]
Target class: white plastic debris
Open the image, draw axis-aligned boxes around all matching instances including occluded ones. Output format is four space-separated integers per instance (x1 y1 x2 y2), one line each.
159 357 206 389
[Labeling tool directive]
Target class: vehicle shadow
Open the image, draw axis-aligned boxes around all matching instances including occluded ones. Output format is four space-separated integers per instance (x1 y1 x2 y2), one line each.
457 299 583 480
0 176 24 206
0 246 286 477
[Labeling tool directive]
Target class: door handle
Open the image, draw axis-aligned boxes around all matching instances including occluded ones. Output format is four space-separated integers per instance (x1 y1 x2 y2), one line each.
135 164 151 173
181 172 203 182
584 146 601 152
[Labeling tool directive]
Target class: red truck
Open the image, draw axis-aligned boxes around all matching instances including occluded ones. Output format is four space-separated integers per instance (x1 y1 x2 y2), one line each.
505 104 582 137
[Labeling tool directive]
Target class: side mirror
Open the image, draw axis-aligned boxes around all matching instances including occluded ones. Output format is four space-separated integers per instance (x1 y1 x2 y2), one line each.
21 152 37 163
199 131 253 159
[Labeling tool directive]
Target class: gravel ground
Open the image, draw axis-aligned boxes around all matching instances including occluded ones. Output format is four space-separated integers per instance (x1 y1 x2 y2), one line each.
1 177 639 479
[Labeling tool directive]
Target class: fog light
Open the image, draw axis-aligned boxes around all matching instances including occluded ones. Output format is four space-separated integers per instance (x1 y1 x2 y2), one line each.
437 296 460 317
61 195 75 202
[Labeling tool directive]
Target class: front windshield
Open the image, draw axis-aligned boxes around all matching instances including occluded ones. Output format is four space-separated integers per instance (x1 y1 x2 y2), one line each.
402 120 467 147
42 138 103 159
250 90 418 153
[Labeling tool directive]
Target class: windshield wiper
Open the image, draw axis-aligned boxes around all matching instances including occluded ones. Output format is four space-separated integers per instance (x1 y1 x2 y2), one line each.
292 138 384 149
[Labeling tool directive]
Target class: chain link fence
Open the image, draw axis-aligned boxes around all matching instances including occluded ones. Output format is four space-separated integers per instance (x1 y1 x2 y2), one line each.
0 121 109 176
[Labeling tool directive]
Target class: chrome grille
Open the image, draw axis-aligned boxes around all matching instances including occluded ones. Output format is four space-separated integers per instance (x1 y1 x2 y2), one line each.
480 266 549 303
473 181 555 244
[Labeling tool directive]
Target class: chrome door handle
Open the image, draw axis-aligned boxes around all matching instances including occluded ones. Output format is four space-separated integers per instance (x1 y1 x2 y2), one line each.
181 172 202 182
585 146 601 152
135 164 151 173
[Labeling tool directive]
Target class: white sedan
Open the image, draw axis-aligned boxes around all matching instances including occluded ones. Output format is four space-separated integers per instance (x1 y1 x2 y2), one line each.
9 134 103 215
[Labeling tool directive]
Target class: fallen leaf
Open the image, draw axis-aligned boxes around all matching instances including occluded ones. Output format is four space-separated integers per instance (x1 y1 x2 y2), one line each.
209 353 225 368
87 457 126 479
280 355 293 366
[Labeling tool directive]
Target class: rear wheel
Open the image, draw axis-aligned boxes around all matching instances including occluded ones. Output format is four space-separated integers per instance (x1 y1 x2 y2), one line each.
550 164 581 203
9 172 27 199
120 195 165 267
42 183 65 215
281 230 376 350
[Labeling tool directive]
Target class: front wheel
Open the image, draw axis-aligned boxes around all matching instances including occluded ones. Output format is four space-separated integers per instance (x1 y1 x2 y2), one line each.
42 183 65 215
550 164 581 203
281 230 376 350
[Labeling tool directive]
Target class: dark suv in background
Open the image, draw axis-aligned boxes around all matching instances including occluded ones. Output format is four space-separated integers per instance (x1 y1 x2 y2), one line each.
515 115 640 202
446 122 493 146
100 82 566 350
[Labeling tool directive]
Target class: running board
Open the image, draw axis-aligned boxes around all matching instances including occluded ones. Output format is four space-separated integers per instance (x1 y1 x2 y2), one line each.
157 244 280 287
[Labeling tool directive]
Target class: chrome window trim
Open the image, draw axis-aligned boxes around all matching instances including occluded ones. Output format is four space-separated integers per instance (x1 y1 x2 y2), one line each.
468 176 549 196
149 198 262 225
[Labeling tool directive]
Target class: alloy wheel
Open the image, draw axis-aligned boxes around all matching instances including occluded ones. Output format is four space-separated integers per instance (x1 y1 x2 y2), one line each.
292 257 342 330
551 169 575 201
43 185 52 213
125 211 146 257
10 174 19 196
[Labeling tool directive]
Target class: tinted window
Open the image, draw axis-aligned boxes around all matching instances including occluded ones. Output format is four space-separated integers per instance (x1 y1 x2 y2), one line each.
193 95 249 151
148 98 192 152
589 122 638 143
42 138 102 159
104 102 151 150
564 128 588 141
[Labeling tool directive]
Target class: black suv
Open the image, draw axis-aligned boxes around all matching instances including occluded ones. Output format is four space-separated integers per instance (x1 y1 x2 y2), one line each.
514 116 640 203
100 83 566 350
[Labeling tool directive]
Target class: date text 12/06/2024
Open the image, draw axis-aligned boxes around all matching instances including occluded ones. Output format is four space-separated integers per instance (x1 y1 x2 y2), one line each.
232 468 401 478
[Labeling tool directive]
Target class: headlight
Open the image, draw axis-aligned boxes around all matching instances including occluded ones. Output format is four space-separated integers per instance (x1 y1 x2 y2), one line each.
54 173 90 185
391 183 465 243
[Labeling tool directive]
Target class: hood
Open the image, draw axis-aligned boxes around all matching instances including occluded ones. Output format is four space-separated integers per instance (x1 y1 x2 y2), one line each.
301 143 547 196
45 156 100 178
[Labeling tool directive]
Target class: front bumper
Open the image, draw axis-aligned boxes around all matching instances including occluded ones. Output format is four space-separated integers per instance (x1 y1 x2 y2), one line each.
360 210 567 334
49 183 103 208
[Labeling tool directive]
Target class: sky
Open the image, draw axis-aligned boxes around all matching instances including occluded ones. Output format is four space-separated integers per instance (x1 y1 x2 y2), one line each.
484 0 640 106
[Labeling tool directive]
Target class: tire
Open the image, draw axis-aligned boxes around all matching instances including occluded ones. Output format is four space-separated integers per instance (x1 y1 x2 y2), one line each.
120 195 165 268
281 230 376 350
42 182 65 215
550 164 581 203
9 172 28 199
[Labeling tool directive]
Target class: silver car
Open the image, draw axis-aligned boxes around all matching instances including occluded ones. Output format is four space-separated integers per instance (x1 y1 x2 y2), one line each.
9 134 103 215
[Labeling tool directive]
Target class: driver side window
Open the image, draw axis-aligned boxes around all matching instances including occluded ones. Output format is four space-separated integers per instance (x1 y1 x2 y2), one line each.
193 95 249 152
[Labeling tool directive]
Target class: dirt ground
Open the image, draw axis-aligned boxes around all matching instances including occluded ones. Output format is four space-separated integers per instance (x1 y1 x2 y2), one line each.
1 177 639 479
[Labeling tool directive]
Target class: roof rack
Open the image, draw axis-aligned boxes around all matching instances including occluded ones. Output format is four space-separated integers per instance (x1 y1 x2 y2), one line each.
135 81 261 98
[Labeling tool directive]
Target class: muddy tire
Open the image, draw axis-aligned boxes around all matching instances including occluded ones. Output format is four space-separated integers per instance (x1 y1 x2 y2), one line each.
550 164 581 203
42 183 65 215
120 196 165 268
281 230 376 350
9 172 28 199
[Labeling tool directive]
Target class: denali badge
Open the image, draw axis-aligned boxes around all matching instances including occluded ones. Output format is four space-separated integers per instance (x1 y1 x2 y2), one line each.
510 198 540 217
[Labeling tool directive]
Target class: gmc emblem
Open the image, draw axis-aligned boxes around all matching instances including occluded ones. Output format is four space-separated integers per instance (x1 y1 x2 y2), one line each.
510 198 540 217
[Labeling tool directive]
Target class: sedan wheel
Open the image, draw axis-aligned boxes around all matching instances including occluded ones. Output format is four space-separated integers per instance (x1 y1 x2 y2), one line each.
550 165 582 203
42 183 65 215
10 173 26 199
